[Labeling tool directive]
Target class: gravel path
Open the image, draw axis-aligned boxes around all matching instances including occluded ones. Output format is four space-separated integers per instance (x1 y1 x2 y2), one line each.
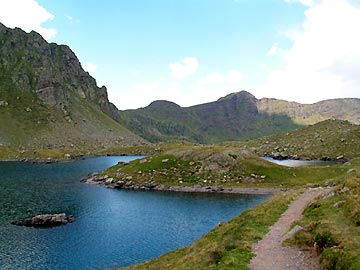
249 188 324 270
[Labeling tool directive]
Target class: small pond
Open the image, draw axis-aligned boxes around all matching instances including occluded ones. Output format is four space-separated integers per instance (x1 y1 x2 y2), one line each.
262 156 339 167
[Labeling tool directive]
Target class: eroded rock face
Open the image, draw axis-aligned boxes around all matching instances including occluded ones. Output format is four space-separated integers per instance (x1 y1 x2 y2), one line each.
0 22 120 122
11 213 75 227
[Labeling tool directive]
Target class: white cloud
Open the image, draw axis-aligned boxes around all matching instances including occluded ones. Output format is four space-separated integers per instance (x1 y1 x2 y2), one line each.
169 57 199 80
132 78 163 92
197 72 225 85
227 70 244 84
0 0 56 40
284 0 315 6
266 43 280 57
198 70 243 86
256 0 360 103
85 62 97 74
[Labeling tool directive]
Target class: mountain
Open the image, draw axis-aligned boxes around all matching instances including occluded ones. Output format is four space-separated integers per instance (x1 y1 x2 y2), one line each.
118 91 301 143
0 23 146 153
119 91 360 144
258 98 360 125
246 119 360 160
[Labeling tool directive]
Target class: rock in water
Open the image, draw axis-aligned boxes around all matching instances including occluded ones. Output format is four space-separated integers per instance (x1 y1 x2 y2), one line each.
11 213 75 227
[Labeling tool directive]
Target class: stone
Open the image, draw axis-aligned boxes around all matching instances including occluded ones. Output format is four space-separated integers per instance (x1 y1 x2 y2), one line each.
0 100 8 106
347 168 356 173
162 159 169 163
105 178 114 184
306 183 320 188
324 179 337 186
11 213 75 227
139 159 147 164
25 107 32 112
125 176 133 180
189 161 195 166
283 225 304 241
333 201 345 208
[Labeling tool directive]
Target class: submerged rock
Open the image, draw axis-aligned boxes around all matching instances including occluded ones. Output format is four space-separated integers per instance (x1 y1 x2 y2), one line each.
11 213 75 227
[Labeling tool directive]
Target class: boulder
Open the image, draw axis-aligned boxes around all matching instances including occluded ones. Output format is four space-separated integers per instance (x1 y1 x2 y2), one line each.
283 225 304 241
11 213 75 227
0 100 8 106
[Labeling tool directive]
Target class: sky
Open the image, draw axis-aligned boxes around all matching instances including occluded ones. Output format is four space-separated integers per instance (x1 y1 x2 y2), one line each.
0 0 359 110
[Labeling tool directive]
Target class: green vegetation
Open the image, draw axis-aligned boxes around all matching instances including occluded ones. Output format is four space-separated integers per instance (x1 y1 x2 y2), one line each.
109 121 360 270
246 119 360 159
119 91 360 144
288 164 360 270
257 98 360 126
118 91 302 144
0 23 146 157
103 148 347 188
120 190 300 270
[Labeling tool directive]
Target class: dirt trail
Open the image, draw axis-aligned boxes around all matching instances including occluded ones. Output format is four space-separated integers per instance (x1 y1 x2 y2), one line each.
249 188 325 270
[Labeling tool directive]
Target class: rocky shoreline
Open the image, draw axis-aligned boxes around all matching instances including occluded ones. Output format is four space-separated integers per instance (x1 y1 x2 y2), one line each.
81 173 285 195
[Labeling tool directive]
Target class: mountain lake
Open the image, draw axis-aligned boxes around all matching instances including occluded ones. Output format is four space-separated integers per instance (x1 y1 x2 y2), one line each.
262 156 339 167
0 156 269 270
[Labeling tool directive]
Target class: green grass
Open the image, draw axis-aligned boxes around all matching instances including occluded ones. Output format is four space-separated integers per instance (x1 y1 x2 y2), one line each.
119 190 300 270
287 169 360 270
102 145 347 188
246 119 360 160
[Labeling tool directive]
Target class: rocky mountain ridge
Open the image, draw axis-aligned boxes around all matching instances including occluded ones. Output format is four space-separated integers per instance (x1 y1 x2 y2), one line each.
119 91 360 144
0 23 146 152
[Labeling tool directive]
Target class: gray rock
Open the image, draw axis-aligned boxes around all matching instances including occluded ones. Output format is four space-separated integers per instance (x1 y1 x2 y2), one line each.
324 179 337 186
283 225 304 241
11 213 75 227
333 200 346 208
0 100 8 106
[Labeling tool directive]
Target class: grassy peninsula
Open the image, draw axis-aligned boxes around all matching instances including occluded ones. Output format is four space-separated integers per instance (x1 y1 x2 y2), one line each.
91 120 360 270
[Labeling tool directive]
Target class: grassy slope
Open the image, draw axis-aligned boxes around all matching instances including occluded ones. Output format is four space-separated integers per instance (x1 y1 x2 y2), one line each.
110 121 360 270
289 164 360 270
0 24 147 160
118 92 301 144
0 88 147 160
257 98 360 125
104 152 347 188
246 119 360 159
117 158 359 270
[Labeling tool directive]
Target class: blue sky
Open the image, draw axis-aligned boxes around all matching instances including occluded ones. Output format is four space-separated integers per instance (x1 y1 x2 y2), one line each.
1 0 359 109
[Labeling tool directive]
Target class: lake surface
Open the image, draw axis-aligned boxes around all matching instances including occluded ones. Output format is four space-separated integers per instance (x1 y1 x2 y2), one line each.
0 156 268 270
262 156 338 167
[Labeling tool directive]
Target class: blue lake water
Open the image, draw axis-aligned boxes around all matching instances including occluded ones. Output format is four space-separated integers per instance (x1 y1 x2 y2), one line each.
0 156 269 270
262 156 338 167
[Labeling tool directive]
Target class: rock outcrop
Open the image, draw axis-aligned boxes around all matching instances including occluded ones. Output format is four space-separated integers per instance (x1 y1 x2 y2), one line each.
0 23 147 150
11 213 75 227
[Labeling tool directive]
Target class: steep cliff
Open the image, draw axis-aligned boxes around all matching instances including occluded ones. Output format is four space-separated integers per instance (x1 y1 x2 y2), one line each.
0 23 146 152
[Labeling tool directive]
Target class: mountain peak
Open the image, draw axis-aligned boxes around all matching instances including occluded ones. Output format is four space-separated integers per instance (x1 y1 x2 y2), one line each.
148 100 181 109
218 91 257 102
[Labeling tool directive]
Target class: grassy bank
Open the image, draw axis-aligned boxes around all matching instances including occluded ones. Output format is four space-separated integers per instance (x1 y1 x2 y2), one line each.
288 165 360 270
102 148 347 189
